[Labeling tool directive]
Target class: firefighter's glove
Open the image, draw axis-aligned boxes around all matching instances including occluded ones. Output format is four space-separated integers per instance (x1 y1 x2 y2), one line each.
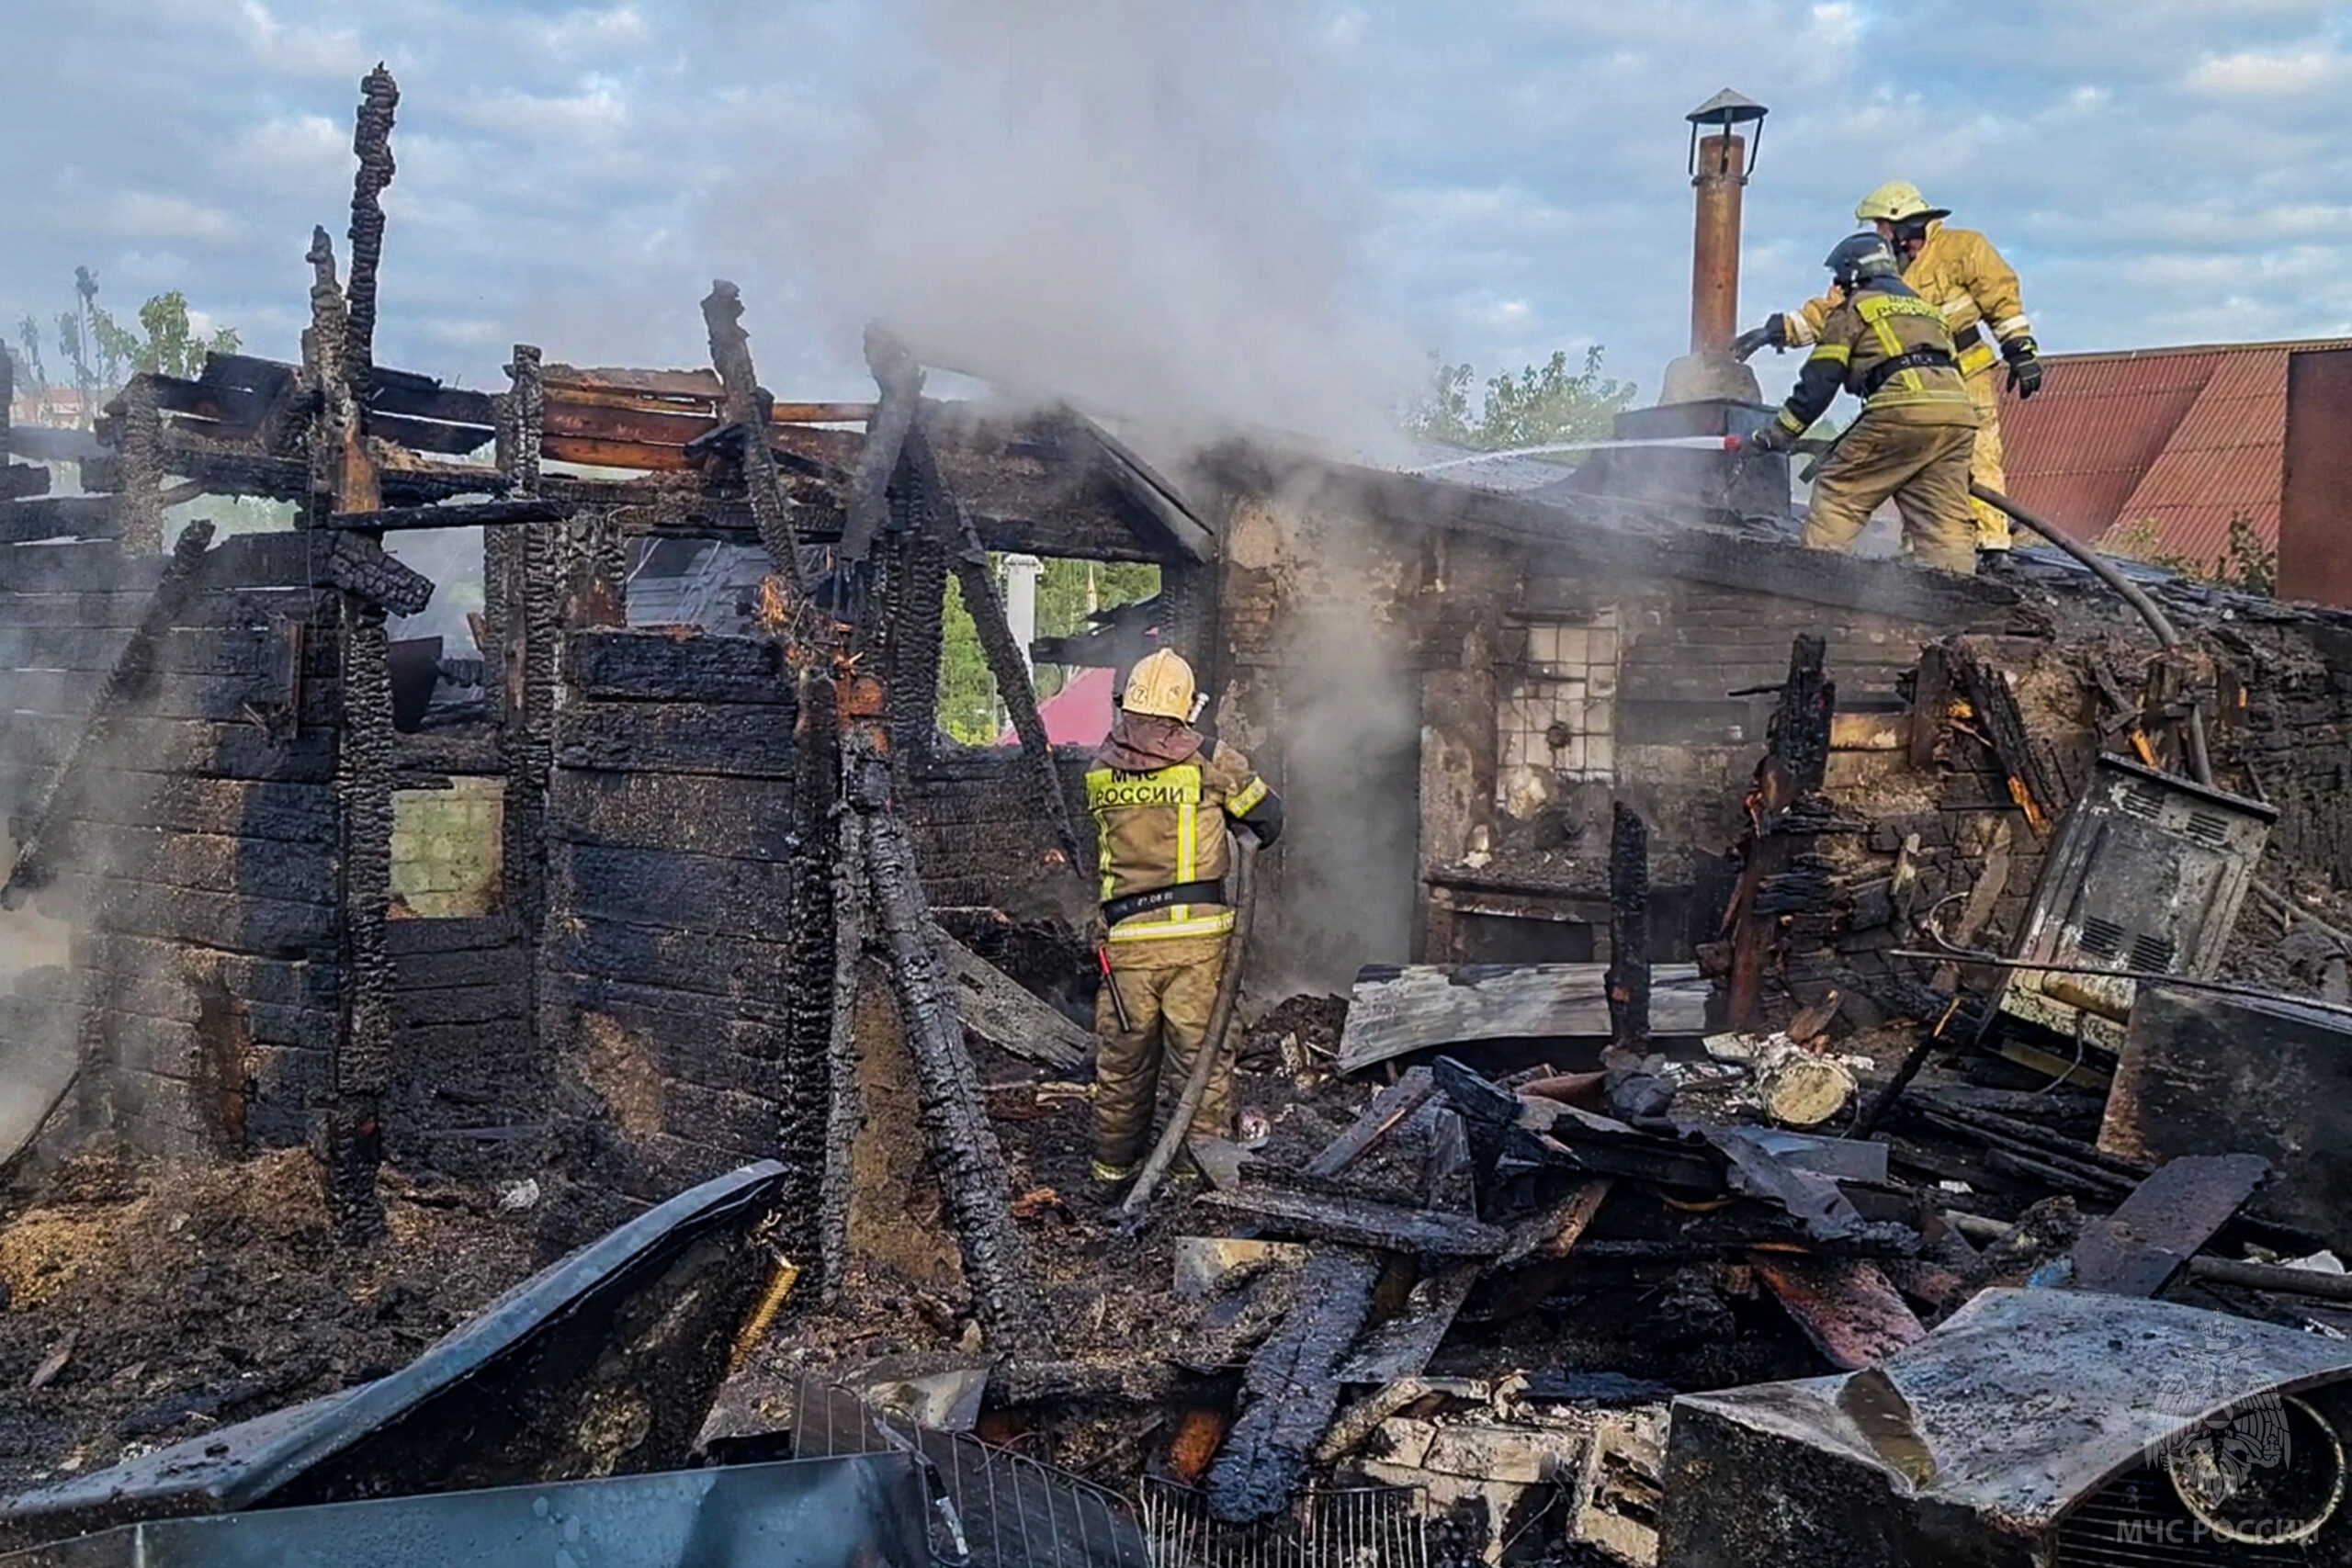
1746 423 1796 456
1731 319 1780 361
2003 336 2044 400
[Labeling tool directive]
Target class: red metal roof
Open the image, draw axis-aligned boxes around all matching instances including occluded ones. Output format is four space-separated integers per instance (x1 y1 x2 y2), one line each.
998 663 1115 749
2000 339 2352 569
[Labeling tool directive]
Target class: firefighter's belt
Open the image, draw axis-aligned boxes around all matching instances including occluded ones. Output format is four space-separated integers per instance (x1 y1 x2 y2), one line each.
1863 348 1959 395
1102 880 1226 926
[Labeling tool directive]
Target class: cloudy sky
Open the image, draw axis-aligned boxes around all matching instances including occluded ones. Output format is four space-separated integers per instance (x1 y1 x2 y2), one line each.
5 0 2348 450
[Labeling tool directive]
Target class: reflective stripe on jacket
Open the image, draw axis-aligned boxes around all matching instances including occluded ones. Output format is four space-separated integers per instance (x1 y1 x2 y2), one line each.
1085 741 1272 942
1773 276 1978 438
1787 221 2031 378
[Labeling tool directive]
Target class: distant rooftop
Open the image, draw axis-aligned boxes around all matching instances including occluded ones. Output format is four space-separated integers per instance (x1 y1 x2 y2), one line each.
2000 337 2352 570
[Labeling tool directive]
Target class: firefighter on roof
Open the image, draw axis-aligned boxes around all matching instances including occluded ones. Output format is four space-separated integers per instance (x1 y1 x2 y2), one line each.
1748 233 1980 574
1746 181 2043 556
1084 649 1283 1186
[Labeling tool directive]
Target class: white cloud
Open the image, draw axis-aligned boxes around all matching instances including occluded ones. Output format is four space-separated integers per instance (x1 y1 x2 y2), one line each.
2185 46 2352 97
101 193 240 245
4 0 2351 426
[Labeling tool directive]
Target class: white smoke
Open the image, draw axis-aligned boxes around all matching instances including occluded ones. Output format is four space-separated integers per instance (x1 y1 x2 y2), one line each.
709 0 1419 454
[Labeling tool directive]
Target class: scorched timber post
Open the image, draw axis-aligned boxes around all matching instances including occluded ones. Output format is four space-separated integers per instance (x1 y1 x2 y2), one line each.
701 281 833 1276
859 321 1085 886
1724 634 1835 1030
699 284 1050 1349
307 223 394 1242
1607 802 1653 1054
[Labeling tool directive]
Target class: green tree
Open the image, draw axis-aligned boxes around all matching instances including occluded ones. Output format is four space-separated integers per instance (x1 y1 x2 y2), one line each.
936 557 1159 745
1404 346 1637 451
9 319 46 397
26 269 241 424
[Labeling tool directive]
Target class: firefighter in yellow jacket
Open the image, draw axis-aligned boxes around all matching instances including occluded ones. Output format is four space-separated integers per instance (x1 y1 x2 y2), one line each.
1084 649 1283 1185
1747 234 1979 574
1743 182 2043 554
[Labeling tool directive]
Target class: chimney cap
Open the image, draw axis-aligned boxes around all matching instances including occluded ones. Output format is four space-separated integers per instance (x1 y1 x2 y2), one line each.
1686 88 1769 129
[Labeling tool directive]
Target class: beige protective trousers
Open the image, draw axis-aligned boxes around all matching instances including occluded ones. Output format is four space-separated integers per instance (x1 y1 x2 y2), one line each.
1091 932 1234 1177
1802 417 1979 576
1962 367 2010 549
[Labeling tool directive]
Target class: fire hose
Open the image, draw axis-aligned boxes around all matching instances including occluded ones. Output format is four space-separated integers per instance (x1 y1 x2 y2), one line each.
1118 829 1260 1219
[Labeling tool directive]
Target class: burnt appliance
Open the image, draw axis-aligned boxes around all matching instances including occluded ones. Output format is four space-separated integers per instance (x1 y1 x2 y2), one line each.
1997 753 2274 1066
1660 1288 2352 1566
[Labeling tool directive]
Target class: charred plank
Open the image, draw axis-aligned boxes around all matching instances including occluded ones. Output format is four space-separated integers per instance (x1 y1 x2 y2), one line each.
1195 1186 1510 1258
1206 1247 1382 1524
323 498 565 532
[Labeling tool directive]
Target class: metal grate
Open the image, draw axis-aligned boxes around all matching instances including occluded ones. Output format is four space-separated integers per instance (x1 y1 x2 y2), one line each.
2183 810 2233 850
2052 1468 2241 1566
792 1376 1150 1568
2080 917 2128 961
2120 783 2168 821
1137 1476 1428 1568
2130 933 2179 975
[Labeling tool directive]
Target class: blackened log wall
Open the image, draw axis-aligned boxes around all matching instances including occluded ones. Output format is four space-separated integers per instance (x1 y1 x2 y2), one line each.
541 629 801 1210
1 533 345 1155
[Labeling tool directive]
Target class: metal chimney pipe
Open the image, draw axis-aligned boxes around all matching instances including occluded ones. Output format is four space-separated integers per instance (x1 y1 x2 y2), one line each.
1682 89 1769 358
1690 132 1748 355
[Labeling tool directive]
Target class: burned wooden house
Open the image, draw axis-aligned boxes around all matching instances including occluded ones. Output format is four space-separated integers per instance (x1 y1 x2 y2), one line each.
9 66 2352 1250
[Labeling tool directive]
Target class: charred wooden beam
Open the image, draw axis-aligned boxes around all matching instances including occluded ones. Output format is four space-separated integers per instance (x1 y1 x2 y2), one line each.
852 749 1050 1354
1207 1247 1382 1524
0 497 119 545
1081 421 1216 564
328 596 395 1242
698 281 806 595
2 520 217 909
344 65 399 400
1725 633 1835 1029
1303 1067 1436 1181
1196 1186 1510 1257
936 928 1093 1070
500 345 558 986
776 671 841 1273
1946 638 2065 832
204 531 432 615
117 375 165 555
904 407 1087 881
842 323 922 563
322 497 569 532
1749 1257 1925 1371
1607 802 1651 1055
885 529 950 760
820 812 868 1307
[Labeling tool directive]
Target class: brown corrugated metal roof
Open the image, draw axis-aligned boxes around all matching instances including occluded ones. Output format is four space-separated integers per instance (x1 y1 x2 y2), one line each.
2109 354 2285 567
1998 339 2352 568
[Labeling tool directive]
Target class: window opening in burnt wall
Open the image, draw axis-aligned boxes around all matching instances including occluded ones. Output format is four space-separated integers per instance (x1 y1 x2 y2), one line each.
390 778 503 919
937 555 1161 747
1498 609 1621 809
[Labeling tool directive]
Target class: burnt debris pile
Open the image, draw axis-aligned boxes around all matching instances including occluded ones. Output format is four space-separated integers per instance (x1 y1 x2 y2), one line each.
14 64 2352 1568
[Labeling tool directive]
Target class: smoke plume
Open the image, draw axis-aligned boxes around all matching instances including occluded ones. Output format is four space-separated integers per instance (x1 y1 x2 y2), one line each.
718 0 1418 454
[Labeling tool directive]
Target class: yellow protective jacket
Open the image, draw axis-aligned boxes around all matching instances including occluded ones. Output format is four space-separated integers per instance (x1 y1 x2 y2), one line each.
1770 276 1977 439
1785 221 2032 378
1086 731 1282 943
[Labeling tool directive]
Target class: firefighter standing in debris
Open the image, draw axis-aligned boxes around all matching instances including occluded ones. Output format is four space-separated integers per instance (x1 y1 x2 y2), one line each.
1740 181 2044 558
1747 233 1980 574
1085 649 1283 1187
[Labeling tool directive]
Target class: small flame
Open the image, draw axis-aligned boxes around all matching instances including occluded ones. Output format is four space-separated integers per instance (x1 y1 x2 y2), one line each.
756 575 794 636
